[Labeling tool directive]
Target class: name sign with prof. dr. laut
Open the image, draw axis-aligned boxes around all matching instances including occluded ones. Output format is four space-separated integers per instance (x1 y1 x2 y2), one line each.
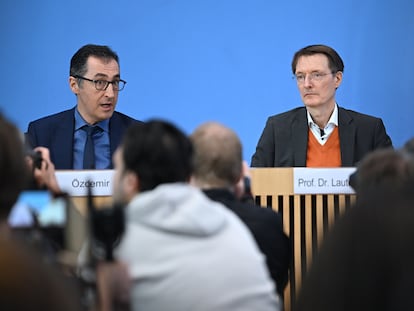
293 167 356 194
55 170 114 196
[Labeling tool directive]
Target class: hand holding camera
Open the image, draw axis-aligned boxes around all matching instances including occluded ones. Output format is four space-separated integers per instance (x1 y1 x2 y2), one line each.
27 147 61 195
26 149 43 170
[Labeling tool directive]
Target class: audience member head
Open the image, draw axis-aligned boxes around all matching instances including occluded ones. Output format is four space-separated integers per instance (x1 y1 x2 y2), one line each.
296 179 414 311
190 122 242 189
0 237 82 311
401 136 414 156
350 148 414 200
0 113 29 219
112 119 193 205
291 44 344 75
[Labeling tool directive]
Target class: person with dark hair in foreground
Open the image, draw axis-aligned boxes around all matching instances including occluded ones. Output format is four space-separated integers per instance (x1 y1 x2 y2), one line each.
190 121 291 298
349 148 414 199
0 113 82 310
0 237 82 311
96 120 280 311
0 113 29 223
251 44 392 168
296 149 414 311
0 113 61 229
26 44 140 170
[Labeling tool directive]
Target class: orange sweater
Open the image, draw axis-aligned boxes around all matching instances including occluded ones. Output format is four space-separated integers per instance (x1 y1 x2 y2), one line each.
306 127 341 167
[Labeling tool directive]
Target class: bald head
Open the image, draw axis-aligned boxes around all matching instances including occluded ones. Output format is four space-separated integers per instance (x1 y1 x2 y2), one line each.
190 122 242 188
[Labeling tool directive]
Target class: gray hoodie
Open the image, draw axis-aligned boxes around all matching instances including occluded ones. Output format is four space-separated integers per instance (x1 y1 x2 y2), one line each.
116 183 281 311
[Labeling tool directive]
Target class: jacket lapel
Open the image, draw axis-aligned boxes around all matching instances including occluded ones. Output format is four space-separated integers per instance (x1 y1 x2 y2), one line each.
292 109 308 166
108 113 124 169
51 110 75 169
338 108 355 166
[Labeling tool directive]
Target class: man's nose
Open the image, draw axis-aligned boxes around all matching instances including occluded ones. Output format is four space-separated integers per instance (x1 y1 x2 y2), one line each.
303 75 313 87
104 83 116 96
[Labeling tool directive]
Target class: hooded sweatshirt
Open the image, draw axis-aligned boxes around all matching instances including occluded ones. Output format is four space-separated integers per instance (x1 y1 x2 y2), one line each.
116 183 281 311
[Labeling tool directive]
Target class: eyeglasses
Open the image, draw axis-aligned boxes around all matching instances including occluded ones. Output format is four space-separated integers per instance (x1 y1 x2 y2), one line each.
73 75 126 91
293 72 335 84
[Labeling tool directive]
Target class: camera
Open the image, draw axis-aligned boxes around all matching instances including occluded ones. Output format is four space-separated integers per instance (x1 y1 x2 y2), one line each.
26 149 43 170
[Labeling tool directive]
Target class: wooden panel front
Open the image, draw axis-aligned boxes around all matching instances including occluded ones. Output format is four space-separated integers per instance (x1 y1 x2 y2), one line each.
250 168 356 311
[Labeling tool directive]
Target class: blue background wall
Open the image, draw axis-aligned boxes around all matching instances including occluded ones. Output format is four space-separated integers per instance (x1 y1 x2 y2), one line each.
1 1 414 161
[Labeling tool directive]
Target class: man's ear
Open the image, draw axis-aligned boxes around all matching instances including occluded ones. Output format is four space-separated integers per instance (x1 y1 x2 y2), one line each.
124 171 140 196
188 175 199 186
334 71 343 89
234 169 246 199
69 76 79 95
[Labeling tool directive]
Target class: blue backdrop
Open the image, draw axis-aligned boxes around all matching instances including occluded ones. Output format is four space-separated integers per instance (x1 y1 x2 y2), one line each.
1 1 414 161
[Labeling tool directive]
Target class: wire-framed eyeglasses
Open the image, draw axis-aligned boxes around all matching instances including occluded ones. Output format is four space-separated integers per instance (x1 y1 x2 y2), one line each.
293 72 335 84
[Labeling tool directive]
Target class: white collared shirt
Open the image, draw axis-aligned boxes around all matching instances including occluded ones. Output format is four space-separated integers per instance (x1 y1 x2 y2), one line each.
307 104 339 145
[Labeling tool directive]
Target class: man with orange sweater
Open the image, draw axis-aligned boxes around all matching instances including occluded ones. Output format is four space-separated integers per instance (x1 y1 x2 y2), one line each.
251 44 392 167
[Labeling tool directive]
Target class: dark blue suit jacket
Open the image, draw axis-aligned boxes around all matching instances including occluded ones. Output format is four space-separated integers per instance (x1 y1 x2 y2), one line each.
26 107 140 169
251 106 393 167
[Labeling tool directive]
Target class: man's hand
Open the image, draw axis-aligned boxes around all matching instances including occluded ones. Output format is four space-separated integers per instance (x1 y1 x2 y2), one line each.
31 147 61 194
95 261 131 311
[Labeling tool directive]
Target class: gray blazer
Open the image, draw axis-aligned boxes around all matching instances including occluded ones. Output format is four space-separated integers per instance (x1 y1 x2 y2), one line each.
251 106 393 167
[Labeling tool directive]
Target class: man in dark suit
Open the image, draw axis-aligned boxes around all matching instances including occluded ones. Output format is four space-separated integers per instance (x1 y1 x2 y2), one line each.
190 122 291 298
26 44 140 169
251 44 392 167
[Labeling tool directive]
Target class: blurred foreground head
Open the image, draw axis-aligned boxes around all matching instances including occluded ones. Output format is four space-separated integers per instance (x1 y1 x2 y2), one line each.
112 119 193 204
296 177 414 311
350 148 414 200
0 113 29 218
0 237 82 311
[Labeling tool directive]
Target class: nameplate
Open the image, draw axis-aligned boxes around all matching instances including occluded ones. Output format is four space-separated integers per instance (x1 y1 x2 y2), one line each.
55 170 114 197
293 167 356 194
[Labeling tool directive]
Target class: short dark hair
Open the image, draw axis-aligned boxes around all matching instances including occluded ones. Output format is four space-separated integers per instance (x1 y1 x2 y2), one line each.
291 44 344 74
352 148 414 197
0 237 83 311
121 120 193 192
296 181 414 311
0 113 29 218
69 44 119 77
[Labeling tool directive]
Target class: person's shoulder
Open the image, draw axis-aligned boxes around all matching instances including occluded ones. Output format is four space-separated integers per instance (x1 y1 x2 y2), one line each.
28 108 75 127
112 111 142 124
268 106 306 122
339 106 383 122
234 200 283 226
251 203 283 223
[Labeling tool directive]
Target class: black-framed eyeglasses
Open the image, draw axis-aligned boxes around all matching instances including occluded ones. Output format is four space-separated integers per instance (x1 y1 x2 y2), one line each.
73 75 126 91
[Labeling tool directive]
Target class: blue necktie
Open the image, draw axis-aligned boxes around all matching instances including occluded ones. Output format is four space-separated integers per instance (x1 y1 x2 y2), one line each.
83 125 98 169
